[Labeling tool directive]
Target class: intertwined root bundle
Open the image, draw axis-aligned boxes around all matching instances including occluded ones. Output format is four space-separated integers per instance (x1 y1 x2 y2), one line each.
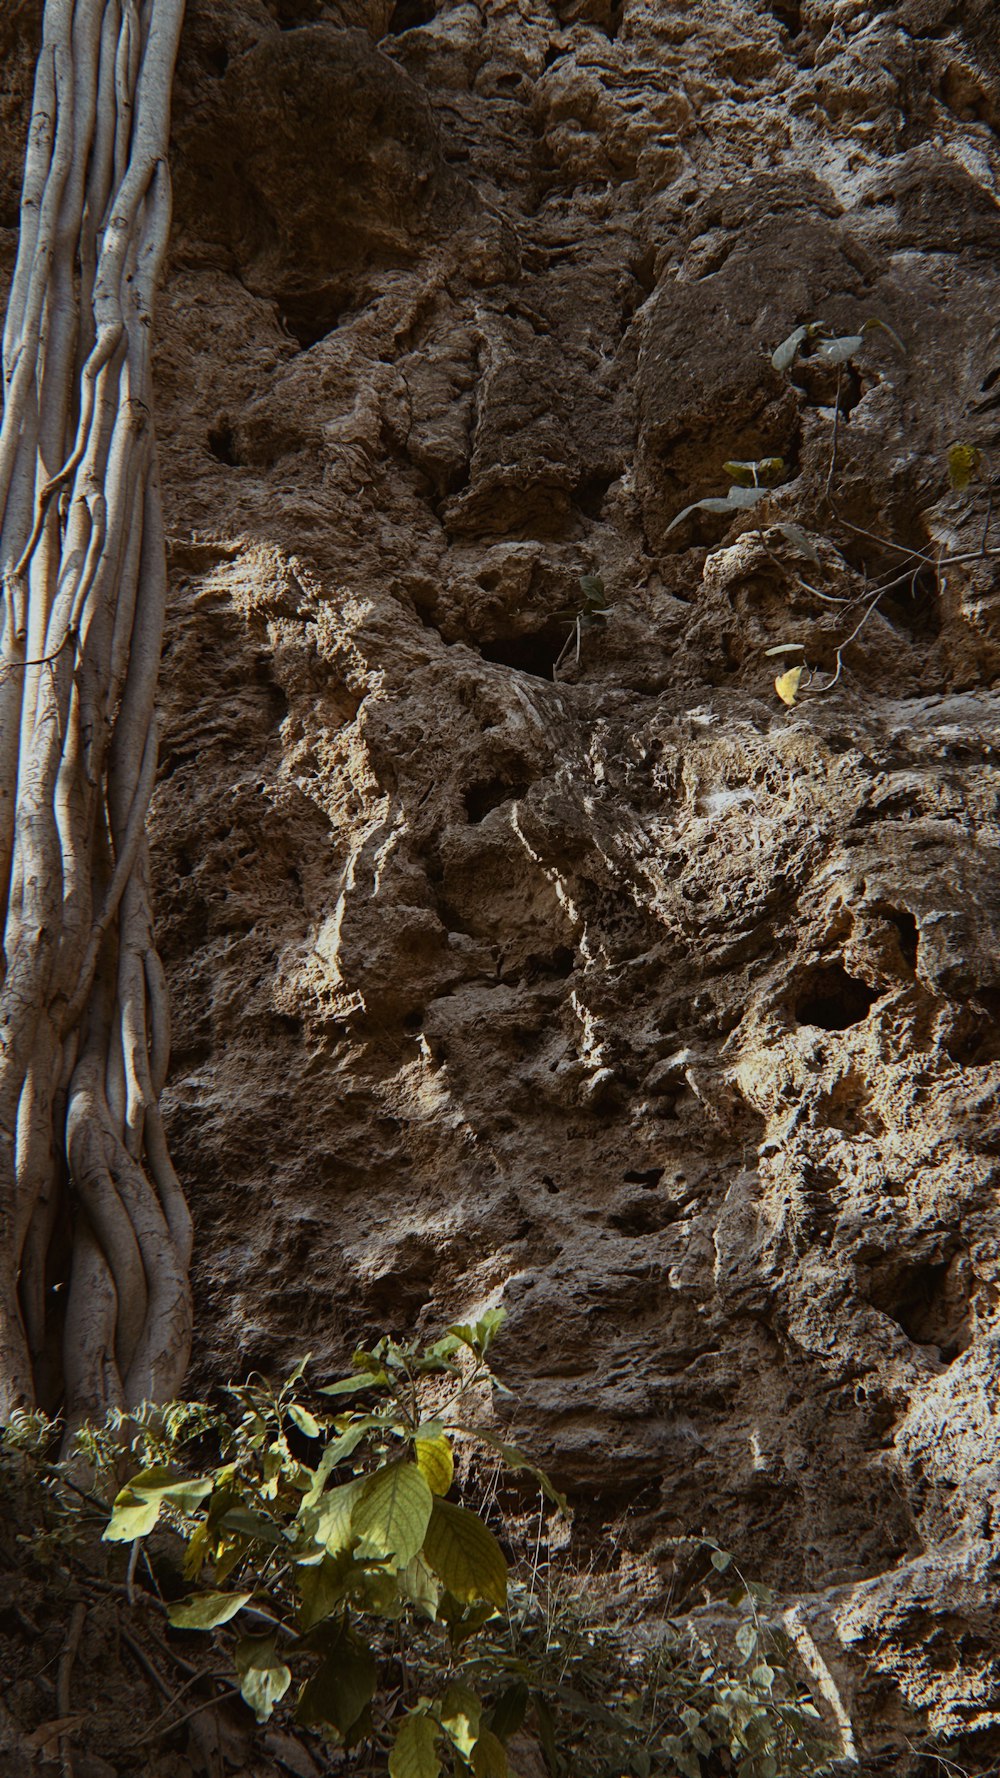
0 0 190 1433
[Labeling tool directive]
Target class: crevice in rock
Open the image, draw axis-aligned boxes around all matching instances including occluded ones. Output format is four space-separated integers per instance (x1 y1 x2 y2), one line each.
385 0 436 33
865 1252 972 1362
207 422 238 466
794 964 878 1030
464 776 533 823
477 625 568 679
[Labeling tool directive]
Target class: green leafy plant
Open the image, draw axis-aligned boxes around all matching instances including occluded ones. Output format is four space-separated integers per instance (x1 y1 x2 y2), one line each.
1 1320 838 1778
81 1311 565 1772
665 458 787 537
770 317 904 373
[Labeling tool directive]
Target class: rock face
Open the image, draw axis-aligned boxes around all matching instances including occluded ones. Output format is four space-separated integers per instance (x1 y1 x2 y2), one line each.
3 0 1000 1764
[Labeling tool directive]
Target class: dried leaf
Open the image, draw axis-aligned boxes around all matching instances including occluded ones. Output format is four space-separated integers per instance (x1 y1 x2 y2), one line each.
774 665 805 707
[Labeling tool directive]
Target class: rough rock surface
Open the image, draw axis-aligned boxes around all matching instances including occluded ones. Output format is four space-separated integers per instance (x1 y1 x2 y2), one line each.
4 0 1000 1766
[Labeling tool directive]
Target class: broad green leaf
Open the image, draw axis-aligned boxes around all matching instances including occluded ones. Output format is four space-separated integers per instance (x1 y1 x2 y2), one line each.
297 1621 376 1734
354 1462 433 1567
103 1468 212 1543
735 1623 758 1659
301 1478 364 1556
390 1710 441 1778
234 1636 292 1723
288 1403 321 1439
414 1425 454 1497
440 1683 482 1758
399 1553 440 1619
103 1492 163 1542
296 1550 354 1630
437 1594 495 1648
168 1590 252 1630
751 1662 775 1690
472 1726 508 1778
352 1566 405 1618
948 442 981 491
488 1681 528 1742
318 1370 386 1397
422 1499 507 1610
218 1505 287 1546
710 1549 732 1572
447 1308 506 1356
285 1352 313 1387
722 459 760 487
183 1520 210 1580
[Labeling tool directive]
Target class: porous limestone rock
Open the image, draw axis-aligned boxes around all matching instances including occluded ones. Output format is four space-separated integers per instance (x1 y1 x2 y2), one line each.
3 0 1000 1765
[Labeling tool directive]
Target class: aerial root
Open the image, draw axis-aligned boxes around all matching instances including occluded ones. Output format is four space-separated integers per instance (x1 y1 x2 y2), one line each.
0 0 190 1430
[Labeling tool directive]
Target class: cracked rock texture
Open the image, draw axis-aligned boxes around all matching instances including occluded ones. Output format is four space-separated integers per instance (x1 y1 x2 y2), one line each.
4 0 1000 1766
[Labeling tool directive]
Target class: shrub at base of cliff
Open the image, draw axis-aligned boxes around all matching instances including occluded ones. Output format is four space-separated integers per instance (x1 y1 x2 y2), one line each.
0 1315 833 1778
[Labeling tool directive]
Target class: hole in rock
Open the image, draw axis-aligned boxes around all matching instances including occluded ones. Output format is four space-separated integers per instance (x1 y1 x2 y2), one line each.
278 294 349 350
386 0 435 30
880 566 941 641
542 1174 560 1194
881 905 919 969
981 364 1000 394
204 44 229 77
795 964 878 1030
623 1167 665 1188
207 424 238 466
575 472 615 518
608 1195 680 1235
521 946 575 982
770 0 801 31
464 776 532 823
867 1254 971 1361
477 628 566 679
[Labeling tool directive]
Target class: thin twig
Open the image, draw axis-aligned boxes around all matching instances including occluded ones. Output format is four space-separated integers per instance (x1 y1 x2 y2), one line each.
57 1601 87 1778
823 367 842 508
127 1685 241 1749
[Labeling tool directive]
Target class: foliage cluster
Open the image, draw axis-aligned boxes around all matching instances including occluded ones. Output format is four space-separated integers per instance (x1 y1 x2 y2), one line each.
1 1314 835 1778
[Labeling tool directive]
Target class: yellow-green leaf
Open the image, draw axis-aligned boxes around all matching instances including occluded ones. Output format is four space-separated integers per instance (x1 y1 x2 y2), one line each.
353 1463 432 1567
168 1590 252 1631
399 1554 440 1620
473 1727 508 1778
414 1425 454 1497
440 1683 482 1758
307 1478 364 1556
103 1468 212 1543
390 1711 441 1778
775 665 804 708
296 1550 354 1630
422 1499 507 1610
234 1636 292 1723
948 442 981 491
288 1403 321 1439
